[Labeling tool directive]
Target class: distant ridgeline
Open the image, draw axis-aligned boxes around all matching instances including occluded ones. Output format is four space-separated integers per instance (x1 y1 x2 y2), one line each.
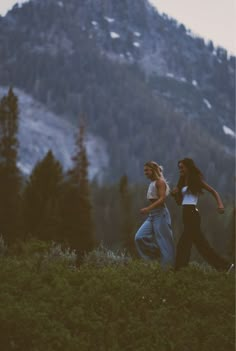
0 0 234 194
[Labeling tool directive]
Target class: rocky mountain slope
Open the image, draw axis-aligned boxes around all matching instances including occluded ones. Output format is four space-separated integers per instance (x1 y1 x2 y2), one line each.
0 0 234 193
0 87 109 181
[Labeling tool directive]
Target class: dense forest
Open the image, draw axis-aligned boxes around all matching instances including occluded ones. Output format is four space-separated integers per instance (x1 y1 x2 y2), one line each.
0 89 234 263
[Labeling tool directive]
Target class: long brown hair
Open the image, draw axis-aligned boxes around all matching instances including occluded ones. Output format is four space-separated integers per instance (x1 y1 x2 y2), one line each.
177 158 204 195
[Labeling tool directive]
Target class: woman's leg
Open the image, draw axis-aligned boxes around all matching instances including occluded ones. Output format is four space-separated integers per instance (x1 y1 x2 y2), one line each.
192 210 229 270
175 230 193 270
135 217 160 260
152 207 175 268
175 207 194 270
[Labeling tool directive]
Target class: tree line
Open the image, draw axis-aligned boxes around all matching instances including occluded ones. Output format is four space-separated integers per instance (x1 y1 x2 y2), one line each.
0 88 234 263
0 88 94 256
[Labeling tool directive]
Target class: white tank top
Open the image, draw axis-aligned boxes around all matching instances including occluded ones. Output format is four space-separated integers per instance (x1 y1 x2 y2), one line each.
181 186 198 205
147 181 159 200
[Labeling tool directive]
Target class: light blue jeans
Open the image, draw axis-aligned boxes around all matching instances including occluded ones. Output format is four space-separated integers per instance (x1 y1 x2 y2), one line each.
135 206 175 268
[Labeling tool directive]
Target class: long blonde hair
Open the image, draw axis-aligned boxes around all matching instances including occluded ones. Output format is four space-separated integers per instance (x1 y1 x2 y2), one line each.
144 161 170 195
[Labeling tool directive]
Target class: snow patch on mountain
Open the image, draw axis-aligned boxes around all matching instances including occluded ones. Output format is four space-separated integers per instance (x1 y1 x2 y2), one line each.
110 32 120 39
223 125 235 138
203 98 212 109
104 16 115 23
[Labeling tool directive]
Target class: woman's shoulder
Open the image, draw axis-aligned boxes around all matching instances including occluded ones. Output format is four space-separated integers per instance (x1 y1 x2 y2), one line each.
155 178 166 188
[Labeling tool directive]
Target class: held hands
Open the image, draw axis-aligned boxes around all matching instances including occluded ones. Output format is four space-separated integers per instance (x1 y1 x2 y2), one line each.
171 187 179 195
171 187 182 206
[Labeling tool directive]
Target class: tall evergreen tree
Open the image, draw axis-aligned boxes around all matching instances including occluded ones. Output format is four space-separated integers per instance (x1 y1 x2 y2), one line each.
119 174 136 254
62 119 94 253
226 207 235 262
22 150 63 241
0 88 22 243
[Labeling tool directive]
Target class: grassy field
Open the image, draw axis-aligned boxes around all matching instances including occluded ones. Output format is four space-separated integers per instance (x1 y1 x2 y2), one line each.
0 243 235 351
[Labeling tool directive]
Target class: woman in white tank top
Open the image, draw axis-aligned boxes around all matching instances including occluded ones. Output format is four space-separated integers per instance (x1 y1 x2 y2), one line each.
134 161 175 268
171 157 233 272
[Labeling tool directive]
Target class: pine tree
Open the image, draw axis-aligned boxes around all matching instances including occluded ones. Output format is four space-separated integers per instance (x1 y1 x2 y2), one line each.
119 174 135 254
226 207 235 262
0 88 22 243
63 119 94 253
22 150 63 241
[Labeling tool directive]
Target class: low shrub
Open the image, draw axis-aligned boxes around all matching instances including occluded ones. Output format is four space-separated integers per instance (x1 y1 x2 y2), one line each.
82 242 131 267
0 246 234 351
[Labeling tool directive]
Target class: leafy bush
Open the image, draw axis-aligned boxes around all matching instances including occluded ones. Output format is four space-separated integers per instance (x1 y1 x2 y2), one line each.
9 239 77 270
82 242 131 267
0 246 234 351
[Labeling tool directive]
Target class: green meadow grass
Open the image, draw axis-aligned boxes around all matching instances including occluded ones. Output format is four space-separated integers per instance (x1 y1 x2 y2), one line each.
0 246 234 351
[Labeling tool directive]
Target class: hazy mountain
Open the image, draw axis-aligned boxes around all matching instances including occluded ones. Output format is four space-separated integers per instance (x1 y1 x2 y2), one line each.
0 0 234 193
0 86 109 181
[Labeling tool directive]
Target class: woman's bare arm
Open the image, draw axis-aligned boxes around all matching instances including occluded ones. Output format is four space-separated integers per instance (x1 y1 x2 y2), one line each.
201 180 224 213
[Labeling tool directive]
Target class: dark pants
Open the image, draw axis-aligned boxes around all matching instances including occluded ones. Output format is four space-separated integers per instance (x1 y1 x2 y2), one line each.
175 205 229 271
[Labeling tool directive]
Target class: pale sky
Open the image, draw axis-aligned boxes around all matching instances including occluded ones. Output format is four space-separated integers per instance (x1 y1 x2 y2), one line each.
150 0 236 54
0 0 235 54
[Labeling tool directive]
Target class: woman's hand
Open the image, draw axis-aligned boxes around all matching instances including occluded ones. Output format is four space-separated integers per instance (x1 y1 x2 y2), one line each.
217 207 224 214
171 187 179 196
201 181 225 214
171 187 182 206
140 207 149 215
